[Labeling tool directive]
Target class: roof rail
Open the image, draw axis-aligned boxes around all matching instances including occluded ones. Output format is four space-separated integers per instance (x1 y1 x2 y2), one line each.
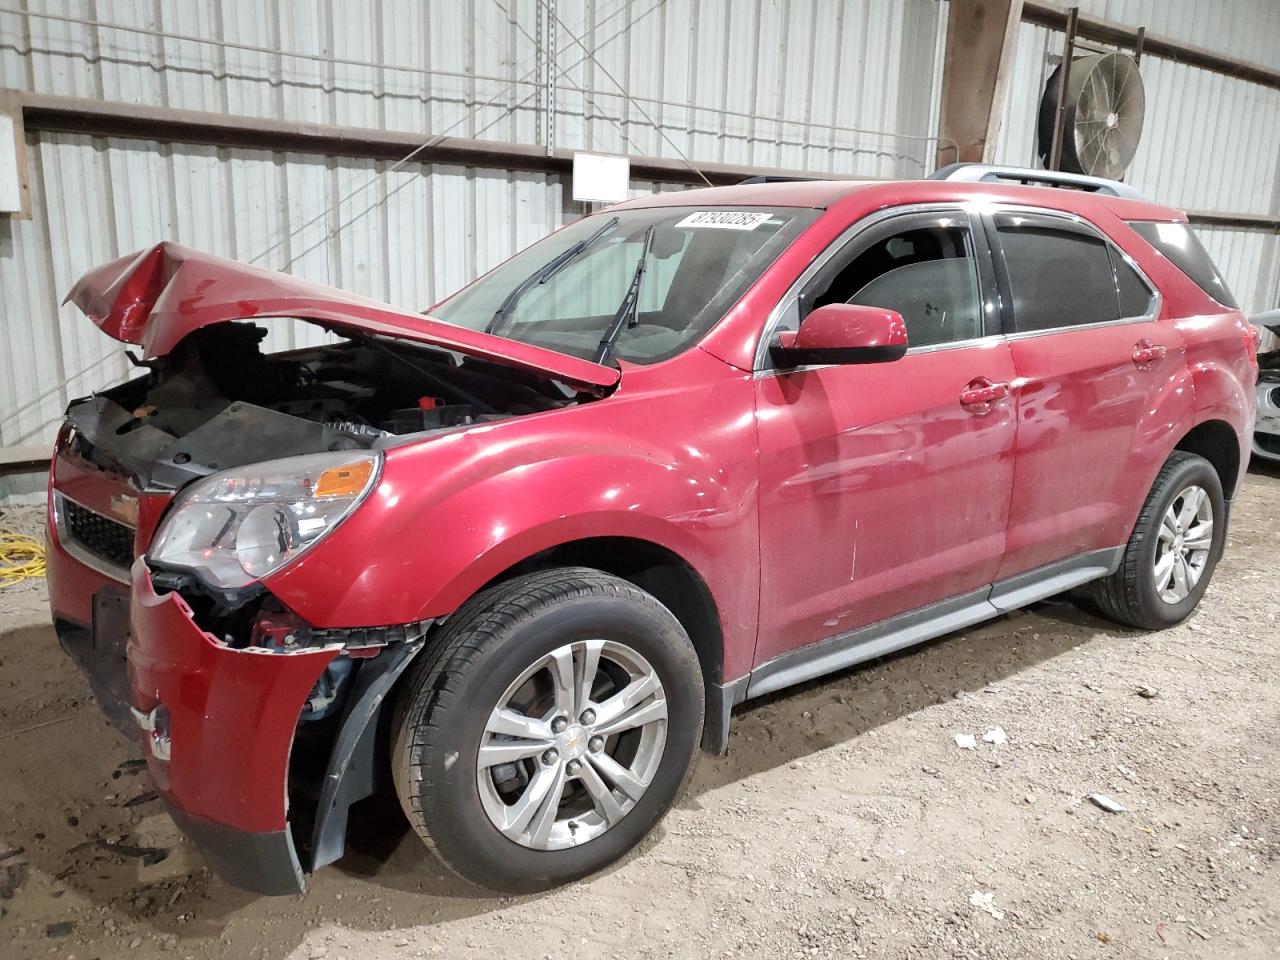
738 175 818 185
928 163 1150 202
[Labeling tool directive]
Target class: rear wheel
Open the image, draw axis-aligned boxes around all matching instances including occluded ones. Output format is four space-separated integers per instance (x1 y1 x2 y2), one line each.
1085 452 1226 629
392 568 703 892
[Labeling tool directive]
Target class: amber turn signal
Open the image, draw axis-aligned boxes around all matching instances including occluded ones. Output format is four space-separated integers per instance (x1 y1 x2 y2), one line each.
314 458 375 498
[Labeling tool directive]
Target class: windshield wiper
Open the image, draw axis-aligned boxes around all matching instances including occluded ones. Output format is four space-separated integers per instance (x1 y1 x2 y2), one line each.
593 224 655 366
485 216 620 335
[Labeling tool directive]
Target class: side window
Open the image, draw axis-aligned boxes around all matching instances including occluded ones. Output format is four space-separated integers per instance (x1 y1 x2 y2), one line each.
1111 250 1157 318
808 222 984 348
996 216 1121 332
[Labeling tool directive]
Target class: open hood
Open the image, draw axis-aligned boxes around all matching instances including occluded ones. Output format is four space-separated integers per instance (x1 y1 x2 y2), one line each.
65 242 620 394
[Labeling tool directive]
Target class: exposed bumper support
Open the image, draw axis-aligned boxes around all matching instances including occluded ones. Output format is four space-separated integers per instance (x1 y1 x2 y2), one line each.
309 638 424 871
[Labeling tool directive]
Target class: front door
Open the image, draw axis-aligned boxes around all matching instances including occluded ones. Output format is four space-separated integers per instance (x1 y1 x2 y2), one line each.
753 208 1018 668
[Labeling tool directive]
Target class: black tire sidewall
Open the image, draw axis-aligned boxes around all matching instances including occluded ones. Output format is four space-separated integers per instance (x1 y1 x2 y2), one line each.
1133 457 1225 626
403 585 703 892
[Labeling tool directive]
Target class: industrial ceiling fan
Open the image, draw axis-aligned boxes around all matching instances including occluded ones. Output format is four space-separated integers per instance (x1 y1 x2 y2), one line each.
1037 51 1145 179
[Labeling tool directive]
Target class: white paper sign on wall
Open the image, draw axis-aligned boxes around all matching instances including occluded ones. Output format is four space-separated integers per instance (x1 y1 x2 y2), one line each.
572 152 630 204
0 113 20 214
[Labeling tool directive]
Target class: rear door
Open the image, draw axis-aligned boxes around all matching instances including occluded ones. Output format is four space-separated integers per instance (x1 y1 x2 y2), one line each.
753 207 1018 667
987 209 1183 580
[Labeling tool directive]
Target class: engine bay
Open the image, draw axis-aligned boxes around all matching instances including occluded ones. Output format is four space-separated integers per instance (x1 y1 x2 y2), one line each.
64 322 575 488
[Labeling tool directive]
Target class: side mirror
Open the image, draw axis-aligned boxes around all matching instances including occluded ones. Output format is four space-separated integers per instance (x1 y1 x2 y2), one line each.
770 303 909 368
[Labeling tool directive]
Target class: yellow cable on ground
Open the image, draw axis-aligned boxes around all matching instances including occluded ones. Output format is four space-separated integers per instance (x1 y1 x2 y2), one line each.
0 529 46 586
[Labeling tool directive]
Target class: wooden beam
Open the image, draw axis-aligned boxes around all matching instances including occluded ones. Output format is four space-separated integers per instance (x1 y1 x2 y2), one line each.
936 0 1025 167
1186 210 1280 232
16 92 1279 232
0 442 50 469
19 92 868 190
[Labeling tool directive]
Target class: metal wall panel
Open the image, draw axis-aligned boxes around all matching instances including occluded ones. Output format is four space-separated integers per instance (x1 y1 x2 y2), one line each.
555 0 946 178
1072 0 1280 70
0 0 946 174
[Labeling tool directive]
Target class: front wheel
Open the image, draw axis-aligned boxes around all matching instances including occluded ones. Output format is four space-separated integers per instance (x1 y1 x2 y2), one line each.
392 568 704 892
1085 451 1226 630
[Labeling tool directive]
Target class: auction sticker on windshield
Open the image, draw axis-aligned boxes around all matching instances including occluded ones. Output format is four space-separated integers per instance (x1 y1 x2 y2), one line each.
675 211 774 230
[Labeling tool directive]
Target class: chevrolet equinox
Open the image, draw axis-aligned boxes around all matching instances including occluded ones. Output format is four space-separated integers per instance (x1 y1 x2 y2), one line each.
47 164 1259 894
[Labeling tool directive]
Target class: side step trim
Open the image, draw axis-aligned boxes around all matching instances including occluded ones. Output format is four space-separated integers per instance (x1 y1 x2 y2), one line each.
988 547 1122 612
746 588 994 700
742 548 1123 703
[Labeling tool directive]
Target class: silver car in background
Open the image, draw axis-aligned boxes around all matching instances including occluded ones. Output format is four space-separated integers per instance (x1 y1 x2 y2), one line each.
1255 310 1280 463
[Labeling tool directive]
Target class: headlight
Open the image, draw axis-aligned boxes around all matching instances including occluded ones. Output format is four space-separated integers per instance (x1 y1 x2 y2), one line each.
149 451 380 589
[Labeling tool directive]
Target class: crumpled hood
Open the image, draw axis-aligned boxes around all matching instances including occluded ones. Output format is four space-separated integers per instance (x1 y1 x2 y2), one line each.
65 241 620 393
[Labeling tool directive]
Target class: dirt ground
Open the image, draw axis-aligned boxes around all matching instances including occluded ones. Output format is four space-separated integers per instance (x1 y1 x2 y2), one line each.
1 466 1277 960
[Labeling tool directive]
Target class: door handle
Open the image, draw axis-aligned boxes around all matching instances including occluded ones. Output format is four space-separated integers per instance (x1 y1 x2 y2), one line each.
959 377 1010 413
1132 339 1167 366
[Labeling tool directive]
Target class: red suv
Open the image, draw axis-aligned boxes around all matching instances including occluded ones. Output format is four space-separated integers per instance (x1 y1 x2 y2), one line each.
48 165 1257 895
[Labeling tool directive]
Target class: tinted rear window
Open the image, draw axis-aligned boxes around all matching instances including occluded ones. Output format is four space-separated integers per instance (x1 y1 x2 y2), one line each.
1128 221 1238 309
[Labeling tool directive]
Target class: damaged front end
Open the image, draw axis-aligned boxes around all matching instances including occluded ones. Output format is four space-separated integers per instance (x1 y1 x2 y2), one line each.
128 559 430 894
47 242 622 894
61 239 618 493
66 318 582 493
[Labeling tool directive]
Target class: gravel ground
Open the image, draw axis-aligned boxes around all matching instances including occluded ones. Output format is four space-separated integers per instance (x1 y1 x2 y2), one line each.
1 465 1277 960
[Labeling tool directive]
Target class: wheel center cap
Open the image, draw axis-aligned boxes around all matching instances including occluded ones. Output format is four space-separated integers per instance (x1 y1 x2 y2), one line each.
559 724 588 760
1106 111 1119 129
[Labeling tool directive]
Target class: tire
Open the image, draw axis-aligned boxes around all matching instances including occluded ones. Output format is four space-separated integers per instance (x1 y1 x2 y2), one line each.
1085 452 1226 630
392 567 704 893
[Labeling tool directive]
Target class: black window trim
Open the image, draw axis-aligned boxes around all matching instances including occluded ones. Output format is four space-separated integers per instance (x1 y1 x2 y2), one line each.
753 203 1004 373
982 204 1162 340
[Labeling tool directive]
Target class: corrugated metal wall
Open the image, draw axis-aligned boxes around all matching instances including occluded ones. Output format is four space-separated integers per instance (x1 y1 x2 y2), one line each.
1071 0 1280 69
0 0 946 448
995 9 1280 320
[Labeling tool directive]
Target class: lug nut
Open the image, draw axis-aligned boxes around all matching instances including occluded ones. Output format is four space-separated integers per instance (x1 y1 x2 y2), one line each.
588 735 604 753
541 748 559 766
579 708 596 725
565 759 582 775
551 716 568 734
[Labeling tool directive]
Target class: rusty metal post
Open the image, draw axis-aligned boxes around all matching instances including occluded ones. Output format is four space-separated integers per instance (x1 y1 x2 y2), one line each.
1047 5 1079 171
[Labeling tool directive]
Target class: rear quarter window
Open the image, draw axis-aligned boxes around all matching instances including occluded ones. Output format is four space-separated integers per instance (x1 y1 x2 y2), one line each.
1128 221 1238 309
1112 252 1158 319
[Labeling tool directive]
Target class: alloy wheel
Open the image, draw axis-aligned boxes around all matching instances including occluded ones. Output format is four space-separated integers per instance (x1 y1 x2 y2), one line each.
1153 484 1213 604
476 639 668 850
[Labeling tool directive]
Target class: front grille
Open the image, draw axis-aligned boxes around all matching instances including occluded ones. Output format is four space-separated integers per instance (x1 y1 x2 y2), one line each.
62 499 135 570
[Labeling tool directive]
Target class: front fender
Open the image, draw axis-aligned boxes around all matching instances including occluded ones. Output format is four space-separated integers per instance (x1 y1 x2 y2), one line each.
264 364 760 675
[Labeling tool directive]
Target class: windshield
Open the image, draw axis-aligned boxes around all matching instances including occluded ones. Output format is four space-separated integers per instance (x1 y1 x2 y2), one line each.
430 206 819 364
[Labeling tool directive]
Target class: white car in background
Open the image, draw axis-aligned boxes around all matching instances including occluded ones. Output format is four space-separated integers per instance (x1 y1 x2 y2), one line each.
1255 309 1280 463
